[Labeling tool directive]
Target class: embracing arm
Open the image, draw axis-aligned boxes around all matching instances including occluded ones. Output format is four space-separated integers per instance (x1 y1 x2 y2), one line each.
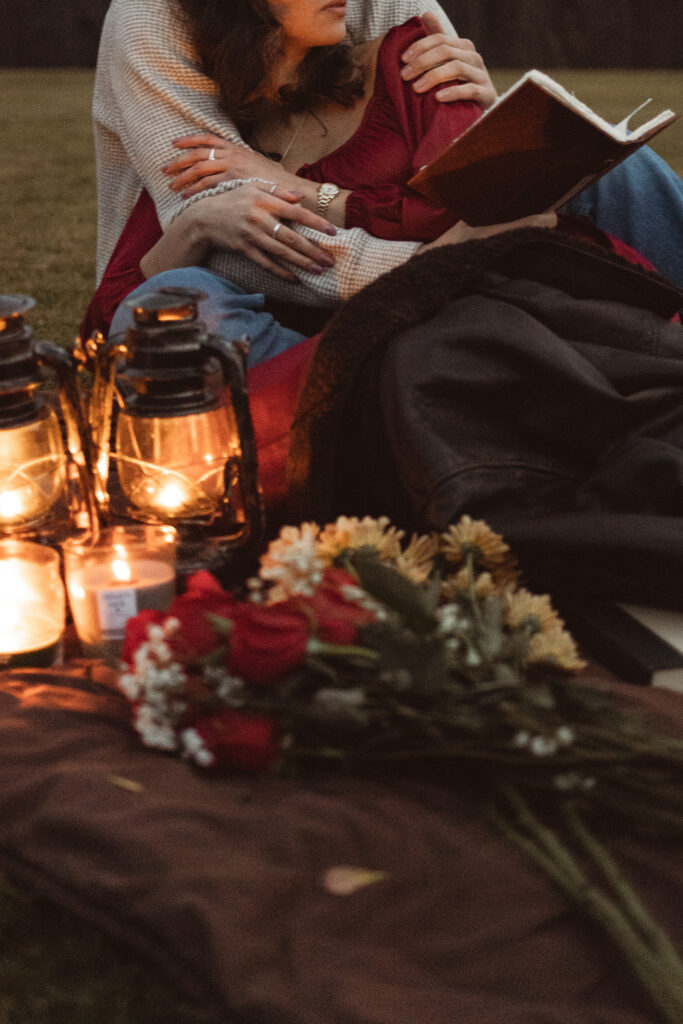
96 0 495 305
94 0 425 302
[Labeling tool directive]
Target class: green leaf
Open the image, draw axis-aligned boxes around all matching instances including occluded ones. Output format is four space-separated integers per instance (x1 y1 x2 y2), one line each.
205 613 234 636
344 550 438 635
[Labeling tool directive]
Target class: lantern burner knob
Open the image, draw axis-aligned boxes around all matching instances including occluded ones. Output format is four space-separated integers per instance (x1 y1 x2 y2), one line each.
0 294 36 336
126 287 205 328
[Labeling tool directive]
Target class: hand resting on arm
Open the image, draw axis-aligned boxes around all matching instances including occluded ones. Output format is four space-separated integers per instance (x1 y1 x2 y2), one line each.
161 135 350 224
400 12 497 108
140 181 342 283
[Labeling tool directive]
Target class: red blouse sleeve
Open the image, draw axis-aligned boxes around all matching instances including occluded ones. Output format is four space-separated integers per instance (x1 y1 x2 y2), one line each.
79 189 162 339
344 19 482 242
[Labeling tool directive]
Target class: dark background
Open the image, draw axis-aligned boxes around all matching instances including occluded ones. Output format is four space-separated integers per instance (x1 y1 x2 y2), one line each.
0 0 681 67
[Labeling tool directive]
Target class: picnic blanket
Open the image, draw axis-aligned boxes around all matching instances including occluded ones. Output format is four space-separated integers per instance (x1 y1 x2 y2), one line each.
0 656 681 1024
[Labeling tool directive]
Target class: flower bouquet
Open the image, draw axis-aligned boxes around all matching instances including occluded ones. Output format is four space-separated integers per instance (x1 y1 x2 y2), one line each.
120 515 683 1023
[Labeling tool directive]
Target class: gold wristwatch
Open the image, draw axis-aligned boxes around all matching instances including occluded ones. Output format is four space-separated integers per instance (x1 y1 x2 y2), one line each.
316 182 340 217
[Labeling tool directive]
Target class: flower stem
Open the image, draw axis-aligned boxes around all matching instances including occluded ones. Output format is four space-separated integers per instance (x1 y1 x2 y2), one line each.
488 785 683 1024
306 638 380 661
562 803 683 980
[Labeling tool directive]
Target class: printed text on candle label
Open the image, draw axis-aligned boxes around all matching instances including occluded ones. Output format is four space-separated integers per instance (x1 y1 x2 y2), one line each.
97 588 138 635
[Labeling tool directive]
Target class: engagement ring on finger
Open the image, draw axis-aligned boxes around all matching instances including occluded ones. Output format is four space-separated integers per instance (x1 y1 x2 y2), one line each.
272 221 282 238
208 148 216 161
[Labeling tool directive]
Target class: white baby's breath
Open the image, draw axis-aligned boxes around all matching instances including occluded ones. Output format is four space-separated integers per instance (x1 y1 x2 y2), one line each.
259 522 325 601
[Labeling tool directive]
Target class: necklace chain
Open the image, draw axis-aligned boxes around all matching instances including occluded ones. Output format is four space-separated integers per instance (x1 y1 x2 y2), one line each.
252 110 309 164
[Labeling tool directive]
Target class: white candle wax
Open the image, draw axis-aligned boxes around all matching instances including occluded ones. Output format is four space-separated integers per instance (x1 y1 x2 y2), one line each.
67 558 175 657
0 556 64 655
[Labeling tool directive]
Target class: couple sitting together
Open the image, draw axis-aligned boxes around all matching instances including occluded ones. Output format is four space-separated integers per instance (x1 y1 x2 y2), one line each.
87 0 683 605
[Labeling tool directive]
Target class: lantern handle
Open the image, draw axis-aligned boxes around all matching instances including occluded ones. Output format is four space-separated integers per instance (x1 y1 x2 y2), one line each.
201 336 266 552
81 332 129 518
34 341 101 537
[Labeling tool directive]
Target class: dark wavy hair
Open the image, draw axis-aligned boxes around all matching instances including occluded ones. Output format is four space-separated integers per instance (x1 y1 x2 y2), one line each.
177 0 366 128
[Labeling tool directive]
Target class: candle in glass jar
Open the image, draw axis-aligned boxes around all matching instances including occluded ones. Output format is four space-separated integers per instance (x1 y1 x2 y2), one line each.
0 543 65 665
66 554 175 658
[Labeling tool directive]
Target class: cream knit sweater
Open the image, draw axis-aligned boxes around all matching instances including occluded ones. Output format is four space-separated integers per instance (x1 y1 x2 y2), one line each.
93 0 455 307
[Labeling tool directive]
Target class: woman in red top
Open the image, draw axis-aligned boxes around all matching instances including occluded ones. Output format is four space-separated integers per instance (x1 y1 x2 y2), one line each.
90 0 654 509
86 5 565 355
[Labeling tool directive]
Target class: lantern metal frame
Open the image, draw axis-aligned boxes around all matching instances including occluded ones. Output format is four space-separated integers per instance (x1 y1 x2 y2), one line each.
0 294 98 541
83 288 265 575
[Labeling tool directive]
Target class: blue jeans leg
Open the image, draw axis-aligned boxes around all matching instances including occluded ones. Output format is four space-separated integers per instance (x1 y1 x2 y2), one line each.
109 267 306 368
563 145 683 290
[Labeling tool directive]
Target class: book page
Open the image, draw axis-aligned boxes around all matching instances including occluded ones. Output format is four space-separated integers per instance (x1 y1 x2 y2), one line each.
618 604 683 654
499 70 676 142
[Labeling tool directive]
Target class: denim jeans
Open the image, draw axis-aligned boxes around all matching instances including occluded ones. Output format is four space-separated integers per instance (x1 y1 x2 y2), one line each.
109 266 307 369
563 145 683 290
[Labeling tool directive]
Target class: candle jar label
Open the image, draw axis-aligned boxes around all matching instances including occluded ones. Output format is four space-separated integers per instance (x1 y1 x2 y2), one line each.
96 588 138 636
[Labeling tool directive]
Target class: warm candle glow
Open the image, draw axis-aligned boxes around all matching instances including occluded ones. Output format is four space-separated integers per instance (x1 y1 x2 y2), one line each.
0 410 66 528
115 408 233 520
0 559 31 641
112 558 133 583
0 490 24 521
63 526 177 661
156 481 190 512
0 551 64 655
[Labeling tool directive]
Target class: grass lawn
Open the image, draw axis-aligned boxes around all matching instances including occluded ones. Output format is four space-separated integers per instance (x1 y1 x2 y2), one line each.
0 66 681 1022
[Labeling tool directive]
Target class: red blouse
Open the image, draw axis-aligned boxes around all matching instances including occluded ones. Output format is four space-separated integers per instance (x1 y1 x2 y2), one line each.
298 18 480 241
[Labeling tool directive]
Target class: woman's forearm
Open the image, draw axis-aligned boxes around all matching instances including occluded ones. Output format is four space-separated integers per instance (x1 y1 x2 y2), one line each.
140 208 211 278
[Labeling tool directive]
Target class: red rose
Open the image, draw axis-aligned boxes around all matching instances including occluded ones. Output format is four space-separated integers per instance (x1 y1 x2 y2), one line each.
227 601 310 683
122 608 166 667
182 570 228 600
189 707 279 772
303 567 377 645
166 571 240 662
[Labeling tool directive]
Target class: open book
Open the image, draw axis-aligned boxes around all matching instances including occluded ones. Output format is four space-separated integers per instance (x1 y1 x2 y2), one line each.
557 598 683 691
408 70 678 226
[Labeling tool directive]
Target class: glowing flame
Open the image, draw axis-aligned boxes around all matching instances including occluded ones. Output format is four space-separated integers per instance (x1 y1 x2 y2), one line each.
112 558 133 584
156 483 188 511
0 489 24 522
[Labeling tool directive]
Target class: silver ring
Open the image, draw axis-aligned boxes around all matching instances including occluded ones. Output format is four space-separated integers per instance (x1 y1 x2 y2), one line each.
272 221 282 238
269 183 278 195
208 147 216 161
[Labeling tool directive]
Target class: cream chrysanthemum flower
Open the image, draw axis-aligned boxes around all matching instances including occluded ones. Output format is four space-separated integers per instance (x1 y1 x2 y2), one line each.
505 588 564 636
316 515 404 564
259 522 325 601
528 627 586 672
393 532 439 583
440 516 519 585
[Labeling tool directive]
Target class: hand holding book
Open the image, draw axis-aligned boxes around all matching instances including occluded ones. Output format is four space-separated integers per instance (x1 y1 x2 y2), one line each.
408 70 678 226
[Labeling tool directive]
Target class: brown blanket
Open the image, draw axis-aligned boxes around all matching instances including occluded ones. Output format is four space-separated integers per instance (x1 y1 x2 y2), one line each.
0 658 681 1024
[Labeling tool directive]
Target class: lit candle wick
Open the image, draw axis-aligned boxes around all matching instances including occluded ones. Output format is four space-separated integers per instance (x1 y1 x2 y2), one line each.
111 558 135 585
0 490 24 520
157 483 188 511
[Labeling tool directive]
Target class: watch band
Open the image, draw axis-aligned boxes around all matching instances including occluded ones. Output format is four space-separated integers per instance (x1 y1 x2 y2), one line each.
316 182 341 217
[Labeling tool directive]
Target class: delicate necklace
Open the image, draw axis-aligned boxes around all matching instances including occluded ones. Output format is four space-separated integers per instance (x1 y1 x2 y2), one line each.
252 110 309 163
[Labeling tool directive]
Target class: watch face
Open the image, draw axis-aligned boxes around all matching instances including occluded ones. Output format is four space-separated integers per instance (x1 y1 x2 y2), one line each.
317 183 340 213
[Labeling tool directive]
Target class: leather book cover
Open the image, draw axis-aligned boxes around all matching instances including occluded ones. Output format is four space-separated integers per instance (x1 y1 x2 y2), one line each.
409 71 677 226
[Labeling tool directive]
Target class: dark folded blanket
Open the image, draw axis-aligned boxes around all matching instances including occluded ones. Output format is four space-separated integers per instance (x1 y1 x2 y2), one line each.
288 229 683 606
0 661 681 1024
